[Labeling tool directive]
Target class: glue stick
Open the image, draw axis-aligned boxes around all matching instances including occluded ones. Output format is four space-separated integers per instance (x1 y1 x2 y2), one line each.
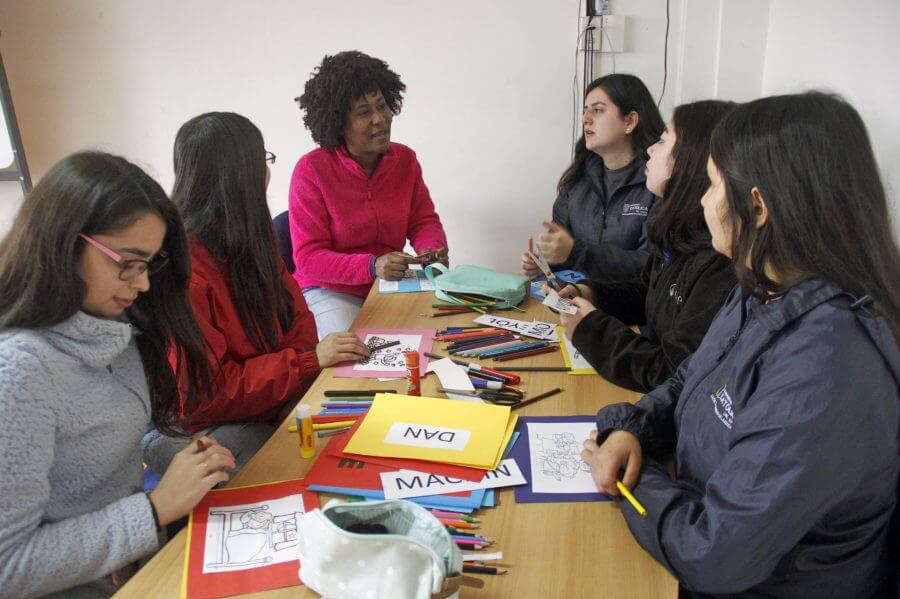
405 351 421 396
296 404 315 458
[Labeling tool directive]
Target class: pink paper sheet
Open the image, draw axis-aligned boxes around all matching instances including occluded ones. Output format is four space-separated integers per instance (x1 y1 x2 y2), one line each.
332 328 436 379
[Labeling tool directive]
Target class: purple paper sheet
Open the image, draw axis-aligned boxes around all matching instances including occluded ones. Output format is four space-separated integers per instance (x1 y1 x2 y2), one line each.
509 415 611 503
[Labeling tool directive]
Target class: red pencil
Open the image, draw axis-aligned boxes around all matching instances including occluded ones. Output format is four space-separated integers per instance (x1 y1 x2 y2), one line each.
493 345 559 362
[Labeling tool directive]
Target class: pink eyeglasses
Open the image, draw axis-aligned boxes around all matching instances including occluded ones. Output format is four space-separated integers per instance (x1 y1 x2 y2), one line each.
79 233 169 281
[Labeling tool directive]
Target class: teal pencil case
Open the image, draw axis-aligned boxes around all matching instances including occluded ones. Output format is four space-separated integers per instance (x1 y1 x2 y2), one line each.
424 263 528 309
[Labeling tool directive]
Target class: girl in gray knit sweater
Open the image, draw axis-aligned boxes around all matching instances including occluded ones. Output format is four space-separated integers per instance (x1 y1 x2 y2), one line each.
0 152 236 597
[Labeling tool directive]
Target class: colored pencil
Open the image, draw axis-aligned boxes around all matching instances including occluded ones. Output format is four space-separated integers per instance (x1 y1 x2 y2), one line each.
317 427 351 438
423 353 520 384
616 481 648 517
368 339 401 352
430 510 478 522
493 346 560 362
488 366 571 372
439 519 478 529
510 387 564 411
324 390 396 397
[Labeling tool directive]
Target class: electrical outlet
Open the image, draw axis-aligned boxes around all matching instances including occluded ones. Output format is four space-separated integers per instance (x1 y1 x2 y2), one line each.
579 15 626 53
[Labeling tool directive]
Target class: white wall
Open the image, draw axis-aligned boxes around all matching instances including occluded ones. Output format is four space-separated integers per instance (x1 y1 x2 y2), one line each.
0 0 581 269
0 0 896 266
762 0 900 240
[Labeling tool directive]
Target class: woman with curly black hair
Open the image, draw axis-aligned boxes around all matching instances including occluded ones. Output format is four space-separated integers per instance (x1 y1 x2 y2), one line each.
290 50 448 337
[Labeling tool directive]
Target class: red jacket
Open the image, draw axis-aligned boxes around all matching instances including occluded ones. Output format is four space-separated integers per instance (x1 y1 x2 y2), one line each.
173 239 321 433
289 142 448 297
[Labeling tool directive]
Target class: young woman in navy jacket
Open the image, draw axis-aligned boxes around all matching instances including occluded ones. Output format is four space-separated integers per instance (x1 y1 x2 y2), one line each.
584 93 899 597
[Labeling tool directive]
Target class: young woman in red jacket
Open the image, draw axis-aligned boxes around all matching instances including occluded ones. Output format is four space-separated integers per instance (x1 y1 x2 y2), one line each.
141 112 370 473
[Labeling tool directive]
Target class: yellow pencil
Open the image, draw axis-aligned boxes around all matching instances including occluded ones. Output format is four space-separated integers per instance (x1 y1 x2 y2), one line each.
288 420 357 432
616 481 648 517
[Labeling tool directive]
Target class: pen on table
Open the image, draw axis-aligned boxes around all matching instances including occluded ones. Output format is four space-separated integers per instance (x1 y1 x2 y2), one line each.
463 565 507 575
616 481 648 517
424 352 520 384
510 387 564 411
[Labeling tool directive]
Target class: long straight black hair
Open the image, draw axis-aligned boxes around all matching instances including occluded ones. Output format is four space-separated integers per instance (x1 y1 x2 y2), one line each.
709 91 900 337
557 73 664 198
172 112 295 353
647 100 736 255
0 151 212 433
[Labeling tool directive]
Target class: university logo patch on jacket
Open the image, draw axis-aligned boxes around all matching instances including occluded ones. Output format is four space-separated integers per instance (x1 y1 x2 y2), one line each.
710 384 734 429
621 202 649 217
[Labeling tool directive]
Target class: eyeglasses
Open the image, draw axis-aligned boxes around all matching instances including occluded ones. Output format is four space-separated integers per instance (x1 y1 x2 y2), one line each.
265 151 276 165
79 233 170 281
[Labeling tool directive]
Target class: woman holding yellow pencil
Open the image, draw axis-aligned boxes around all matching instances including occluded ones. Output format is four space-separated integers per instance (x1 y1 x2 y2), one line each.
581 94 899 597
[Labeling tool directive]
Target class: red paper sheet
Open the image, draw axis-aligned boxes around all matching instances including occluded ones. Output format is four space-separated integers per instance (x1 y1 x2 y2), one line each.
182 479 319 599
325 418 486 482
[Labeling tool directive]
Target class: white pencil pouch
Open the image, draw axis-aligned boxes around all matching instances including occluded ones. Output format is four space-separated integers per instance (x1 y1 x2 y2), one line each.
297 499 477 599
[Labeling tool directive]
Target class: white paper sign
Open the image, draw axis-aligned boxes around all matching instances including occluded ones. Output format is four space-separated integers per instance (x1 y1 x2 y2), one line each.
426 358 481 403
384 422 471 451
202 494 306 573
542 289 578 314
473 314 558 340
380 459 527 499
527 422 598 493
560 333 595 370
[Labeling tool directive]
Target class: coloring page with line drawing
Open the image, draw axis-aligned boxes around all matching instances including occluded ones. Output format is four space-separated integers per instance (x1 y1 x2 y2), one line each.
202 494 306 574
353 334 422 372
527 422 598 493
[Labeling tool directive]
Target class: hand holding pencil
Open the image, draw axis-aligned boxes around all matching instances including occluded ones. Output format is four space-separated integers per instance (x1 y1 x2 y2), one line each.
581 429 647 516
375 251 419 280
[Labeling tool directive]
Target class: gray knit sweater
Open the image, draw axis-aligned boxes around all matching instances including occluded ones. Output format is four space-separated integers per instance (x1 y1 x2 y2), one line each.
0 311 161 598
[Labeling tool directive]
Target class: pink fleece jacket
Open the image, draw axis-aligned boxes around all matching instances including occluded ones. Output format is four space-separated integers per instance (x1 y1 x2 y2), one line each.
289 142 448 297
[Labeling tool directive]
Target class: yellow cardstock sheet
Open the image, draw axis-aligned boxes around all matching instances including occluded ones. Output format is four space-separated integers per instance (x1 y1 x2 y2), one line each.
343 393 514 469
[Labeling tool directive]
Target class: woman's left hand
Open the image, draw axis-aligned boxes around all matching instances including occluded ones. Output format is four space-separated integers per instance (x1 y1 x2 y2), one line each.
418 247 449 266
559 297 597 339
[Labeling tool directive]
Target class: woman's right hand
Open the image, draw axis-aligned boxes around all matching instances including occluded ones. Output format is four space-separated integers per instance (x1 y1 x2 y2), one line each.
520 252 541 277
581 429 643 495
149 436 235 526
375 252 417 280
558 283 593 303
316 332 370 367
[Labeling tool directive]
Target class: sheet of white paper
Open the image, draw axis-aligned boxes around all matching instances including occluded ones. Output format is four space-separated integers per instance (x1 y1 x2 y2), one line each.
542 290 578 314
461 551 503 562
426 358 481 402
353 334 422 372
527 422 598 493
473 314 557 340
202 494 306 574
561 334 594 370
380 459 527 499
377 279 400 293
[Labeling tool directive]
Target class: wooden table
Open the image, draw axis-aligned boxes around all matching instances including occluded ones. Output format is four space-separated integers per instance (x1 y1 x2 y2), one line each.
117 288 677 599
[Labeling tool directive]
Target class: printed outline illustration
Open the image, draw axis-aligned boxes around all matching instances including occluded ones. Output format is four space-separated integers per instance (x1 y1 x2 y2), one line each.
204 503 303 571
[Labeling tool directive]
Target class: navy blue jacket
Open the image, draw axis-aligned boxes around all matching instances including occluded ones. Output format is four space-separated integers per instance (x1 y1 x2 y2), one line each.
596 279 899 597
552 153 655 282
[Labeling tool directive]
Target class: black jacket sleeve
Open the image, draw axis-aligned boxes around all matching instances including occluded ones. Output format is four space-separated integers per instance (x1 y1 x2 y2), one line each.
594 352 690 459
583 260 650 326
572 254 734 393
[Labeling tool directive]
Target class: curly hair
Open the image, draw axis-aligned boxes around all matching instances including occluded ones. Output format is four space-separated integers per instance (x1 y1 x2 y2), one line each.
296 51 406 150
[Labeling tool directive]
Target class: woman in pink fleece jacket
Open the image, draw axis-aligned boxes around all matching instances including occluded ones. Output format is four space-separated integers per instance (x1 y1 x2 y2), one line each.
290 51 448 337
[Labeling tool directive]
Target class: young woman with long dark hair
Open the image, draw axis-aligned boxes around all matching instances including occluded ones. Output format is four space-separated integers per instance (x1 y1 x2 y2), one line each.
522 73 665 282
583 92 899 597
141 112 370 474
558 100 736 392
0 152 235 596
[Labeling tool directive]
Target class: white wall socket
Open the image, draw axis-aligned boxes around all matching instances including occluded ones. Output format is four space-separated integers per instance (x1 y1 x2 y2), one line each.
579 15 626 53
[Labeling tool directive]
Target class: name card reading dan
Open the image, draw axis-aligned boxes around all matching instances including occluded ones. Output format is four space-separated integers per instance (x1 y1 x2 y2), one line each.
380 459 527 499
384 422 472 451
